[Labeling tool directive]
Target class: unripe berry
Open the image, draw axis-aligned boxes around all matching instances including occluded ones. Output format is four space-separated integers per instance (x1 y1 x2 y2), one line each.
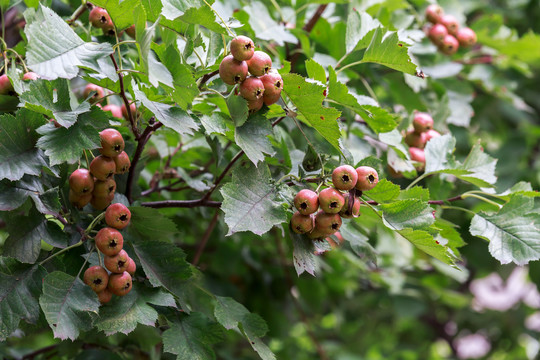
103 104 123 119
293 189 319 215
290 212 314 234
425 4 443 24
0 74 14 95
246 51 272 76
332 165 358 190
126 257 136 276
83 266 109 292
219 55 248 85
95 227 124 256
90 155 116 181
440 14 459 36
104 249 130 273
230 36 255 61
339 195 361 219
89 7 111 28
405 129 428 149
409 147 426 171
355 166 379 191
424 129 441 142
83 84 105 104
69 190 92 209
315 211 342 235
114 151 131 174
22 72 39 81
91 193 114 210
247 97 264 112
457 27 477 47
105 203 131 229
69 168 95 195
99 128 125 158
260 72 283 106
428 24 448 45
440 34 459 55
108 271 132 296
318 188 345 214
97 288 113 304
413 112 434 133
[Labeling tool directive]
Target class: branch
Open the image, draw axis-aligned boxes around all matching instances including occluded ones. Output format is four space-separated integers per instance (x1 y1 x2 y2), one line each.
289 4 328 71
66 3 90 25
109 54 139 139
198 69 219 90
192 210 220 266
364 195 463 206
141 199 222 208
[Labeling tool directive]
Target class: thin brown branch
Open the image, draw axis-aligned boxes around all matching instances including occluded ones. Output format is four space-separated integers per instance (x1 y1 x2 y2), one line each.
202 150 244 201
198 69 219 90
289 4 328 71
141 199 222 208
109 54 139 139
192 210 220 266
66 3 90 25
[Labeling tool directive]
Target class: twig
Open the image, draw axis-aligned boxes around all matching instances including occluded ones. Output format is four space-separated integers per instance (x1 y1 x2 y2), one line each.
192 210 220 266
289 4 328 71
202 150 244 201
109 54 139 139
66 4 89 25
141 199 222 208
22 344 58 359
198 69 219 90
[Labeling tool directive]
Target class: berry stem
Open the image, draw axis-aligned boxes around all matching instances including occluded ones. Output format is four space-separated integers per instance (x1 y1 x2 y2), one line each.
109 54 139 138
192 210 220 266
85 212 106 234
197 69 219 90
66 4 88 26
39 240 84 266
461 193 502 209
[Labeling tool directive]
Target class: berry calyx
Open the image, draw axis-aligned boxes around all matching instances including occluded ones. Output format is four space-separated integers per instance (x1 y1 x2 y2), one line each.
93 178 116 198
440 14 459 36
246 51 272 76
456 27 477 47
318 187 345 214
428 24 448 45
339 195 361 219
83 266 109 293
69 190 92 209
97 288 113 304
95 227 124 256
69 168 95 195
89 7 111 28
105 203 131 229
260 72 283 106
294 189 319 215
239 76 265 101
315 211 342 235
230 36 255 61
90 155 116 181
104 249 131 273
409 147 426 171
22 72 39 81
425 4 443 24
440 34 459 55
332 165 358 191
83 84 105 104
413 112 434 133
290 212 314 234
108 271 132 296
103 104 123 119
114 151 131 174
355 166 379 191
219 55 248 85
99 128 125 157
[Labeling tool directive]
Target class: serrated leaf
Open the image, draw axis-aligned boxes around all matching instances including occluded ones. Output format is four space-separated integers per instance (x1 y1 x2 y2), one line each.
220 163 287 236
226 95 249 127
381 199 435 230
0 260 47 341
0 109 48 181
90 0 141 30
470 195 540 265
362 28 417 75
282 73 341 150
292 234 318 276
338 222 377 264
24 5 113 80
162 1 227 34
363 179 400 203
397 228 455 265
200 112 232 136
0 176 61 214
244 1 296 45
128 206 179 239
305 59 327 83
39 271 100 340
235 113 275 165
96 285 175 335
345 10 380 53
36 107 109 166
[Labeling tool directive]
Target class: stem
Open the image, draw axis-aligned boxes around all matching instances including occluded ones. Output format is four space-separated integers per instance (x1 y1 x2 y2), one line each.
39 240 84 266
405 172 430 190
441 205 476 215
66 4 88 25
289 4 328 71
113 40 137 50
76 246 94 279
85 212 105 233
203 149 244 201
192 210 220 266
83 150 90 169
461 193 502 209
109 54 138 138
198 69 219 90
335 60 364 75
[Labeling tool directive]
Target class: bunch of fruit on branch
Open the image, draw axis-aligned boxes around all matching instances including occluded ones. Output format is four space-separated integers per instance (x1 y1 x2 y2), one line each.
404 112 441 172
425 4 477 55
290 165 379 240
219 35 283 112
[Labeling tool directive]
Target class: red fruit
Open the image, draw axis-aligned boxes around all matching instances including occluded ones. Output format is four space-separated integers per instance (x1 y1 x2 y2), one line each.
440 14 459 36
246 51 272 76
91 193 114 210
102 22 116 36
83 266 109 292
49 119 62 128
424 129 441 143
103 104 123 118
332 165 358 191
93 178 116 198
405 129 428 149
105 203 131 229
108 271 132 296
315 211 342 235
89 7 111 28
339 195 361 219
69 190 92 209
318 188 345 214
126 257 136 275
425 4 443 24
428 24 448 45
247 97 264 112
457 27 477 47
219 55 248 85
239 76 265 101
90 155 116 181
114 151 131 174
440 34 459 55
99 128 125 157
260 72 283 106
355 166 379 191
69 168 95 195
307 227 326 240
121 102 137 120
83 84 105 104
97 288 113 304
125 24 136 39
95 227 124 256
104 249 131 273
290 212 314 234
294 189 319 215
0 74 14 95
409 147 426 171
22 72 39 81
230 36 255 61
413 112 434 132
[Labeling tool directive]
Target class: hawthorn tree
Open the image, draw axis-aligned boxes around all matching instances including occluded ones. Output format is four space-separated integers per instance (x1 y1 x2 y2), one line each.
1 0 540 359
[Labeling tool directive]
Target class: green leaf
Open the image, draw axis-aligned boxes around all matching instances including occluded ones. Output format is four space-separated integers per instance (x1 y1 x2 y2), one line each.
90 0 141 30
24 5 113 80
361 28 417 75
235 113 275 165
36 107 109 166
39 271 100 340
363 178 400 203
470 195 540 265
226 95 249 128
0 260 47 341
305 59 327 83
163 312 223 360
200 112 232 136
345 10 380 53
282 73 341 150
220 163 287 236
0 109 48 181
161 1 227 34
338 222 377 264
381 199 435 230
396 228 455 265
0 176 62 214
128 206 179 239
292 234 319 276
244 2 296 46
96 284 176 335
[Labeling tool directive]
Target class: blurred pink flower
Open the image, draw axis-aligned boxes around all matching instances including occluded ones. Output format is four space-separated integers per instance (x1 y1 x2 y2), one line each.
455 333 491 359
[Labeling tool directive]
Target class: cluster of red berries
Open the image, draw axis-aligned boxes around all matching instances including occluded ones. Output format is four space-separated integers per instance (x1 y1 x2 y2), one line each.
0 71 39 95
88 5 135 38
83 203 134 304
69 129 131 210
425 4 477 55
404 112 441 171
219 35 283 112
83 83 135 120
291 165 379 239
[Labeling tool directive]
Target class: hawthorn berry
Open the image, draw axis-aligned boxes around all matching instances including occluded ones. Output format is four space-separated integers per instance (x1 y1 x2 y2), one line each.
102 22 116 37
90 155 116 181
428 23 449 45
83 84 105 104
99 128 125 158
425 4 443 24
69 168 95 195
69 190 92 209
121 102 137 120
457 27 477 47
108 271 132 296
294 189 319 215
90 193 114 211
339 195 361 219
125 24 136 39
332 165 358 191
424 129 441 142
307 227 326 240
126 257 136 276
240 76 265 101
405 130 428 149
103 104 123 119
409 147 426 171
246 51 272 76
315 211 342 235
95 227 124 256
247 97 264 112
93 178 116 198
318 188 345 214
413 112 434 133
104 249 131 273
22 72 39 81
83 266 109 292
355 166 379 191
219 55 248 85
97 288 113 304
230 36 255 61
89 7 111 28
260 72 283 106
440 34 459 55
105 203 131 229
114 151 131 174
0 74 14 95
290 212 314 234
